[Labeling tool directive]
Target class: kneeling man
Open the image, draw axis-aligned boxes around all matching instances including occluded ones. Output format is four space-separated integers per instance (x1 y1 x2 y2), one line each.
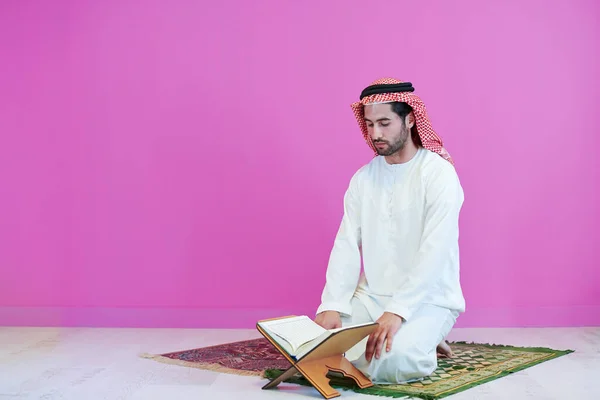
315 78 465 384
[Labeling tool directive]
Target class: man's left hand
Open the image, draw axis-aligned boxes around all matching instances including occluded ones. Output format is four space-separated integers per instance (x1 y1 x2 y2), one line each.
365 312 403 362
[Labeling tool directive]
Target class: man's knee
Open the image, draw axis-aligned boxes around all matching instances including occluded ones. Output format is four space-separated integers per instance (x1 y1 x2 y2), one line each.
374 343 437 383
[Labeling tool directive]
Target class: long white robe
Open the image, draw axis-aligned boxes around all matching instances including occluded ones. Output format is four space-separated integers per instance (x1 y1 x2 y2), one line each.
342 298 458 384
316 147 466 383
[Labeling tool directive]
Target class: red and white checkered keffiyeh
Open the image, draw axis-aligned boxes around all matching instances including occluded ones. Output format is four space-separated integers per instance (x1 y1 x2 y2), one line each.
351 78 454 165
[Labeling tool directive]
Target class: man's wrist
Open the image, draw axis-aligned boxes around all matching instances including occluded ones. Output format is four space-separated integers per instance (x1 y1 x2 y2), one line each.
389 311 403 318
384 303 412 321
383 311 405 322
318 310 340 315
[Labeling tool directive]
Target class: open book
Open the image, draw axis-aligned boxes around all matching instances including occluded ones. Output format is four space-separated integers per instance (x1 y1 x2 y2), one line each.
257 315 376 361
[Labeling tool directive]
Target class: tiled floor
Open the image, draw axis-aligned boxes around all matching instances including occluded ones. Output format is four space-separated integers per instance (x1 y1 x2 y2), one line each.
0 326 598 399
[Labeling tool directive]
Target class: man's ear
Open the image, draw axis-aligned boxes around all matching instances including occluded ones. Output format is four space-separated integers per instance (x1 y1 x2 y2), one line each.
405 112 416 129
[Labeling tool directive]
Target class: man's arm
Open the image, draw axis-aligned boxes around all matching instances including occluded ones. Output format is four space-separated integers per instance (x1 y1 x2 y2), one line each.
316 172 363 318
385 163 464 321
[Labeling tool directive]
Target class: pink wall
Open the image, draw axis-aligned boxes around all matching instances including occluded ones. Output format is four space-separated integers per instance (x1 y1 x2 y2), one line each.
1 0 598 328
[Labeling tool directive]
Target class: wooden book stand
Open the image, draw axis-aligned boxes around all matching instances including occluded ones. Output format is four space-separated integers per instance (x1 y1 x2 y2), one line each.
257 316 378 399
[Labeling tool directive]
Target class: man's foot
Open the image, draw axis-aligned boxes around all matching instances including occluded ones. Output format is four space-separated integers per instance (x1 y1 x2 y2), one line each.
436 340 454 358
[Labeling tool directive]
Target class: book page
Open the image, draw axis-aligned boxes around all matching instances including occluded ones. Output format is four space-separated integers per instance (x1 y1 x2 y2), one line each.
294 321 377 359
261 316 327 352
294 331 331 360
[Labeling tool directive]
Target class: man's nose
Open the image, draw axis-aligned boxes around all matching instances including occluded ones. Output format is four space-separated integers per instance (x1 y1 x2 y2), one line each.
371 126 383 141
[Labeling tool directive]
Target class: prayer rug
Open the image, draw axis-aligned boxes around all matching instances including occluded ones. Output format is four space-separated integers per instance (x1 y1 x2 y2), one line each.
141 338 572 399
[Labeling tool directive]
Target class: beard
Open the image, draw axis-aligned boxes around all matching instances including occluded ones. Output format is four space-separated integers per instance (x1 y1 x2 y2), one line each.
373 126 410 156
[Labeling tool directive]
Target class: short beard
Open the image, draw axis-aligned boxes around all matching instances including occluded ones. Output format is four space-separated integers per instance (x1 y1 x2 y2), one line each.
373 126 410 156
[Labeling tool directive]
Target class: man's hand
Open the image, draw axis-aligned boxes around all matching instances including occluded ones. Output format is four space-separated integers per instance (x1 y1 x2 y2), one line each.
314 311 342 329
365 312 403 362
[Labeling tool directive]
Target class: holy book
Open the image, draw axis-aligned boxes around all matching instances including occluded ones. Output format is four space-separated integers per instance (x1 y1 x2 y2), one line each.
257 315 376 361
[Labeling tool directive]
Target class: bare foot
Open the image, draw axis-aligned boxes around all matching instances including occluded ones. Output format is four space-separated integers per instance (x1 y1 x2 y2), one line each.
436 340 454 358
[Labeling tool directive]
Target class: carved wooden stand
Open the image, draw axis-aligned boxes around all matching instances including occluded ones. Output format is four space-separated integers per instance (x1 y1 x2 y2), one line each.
257 318 377 399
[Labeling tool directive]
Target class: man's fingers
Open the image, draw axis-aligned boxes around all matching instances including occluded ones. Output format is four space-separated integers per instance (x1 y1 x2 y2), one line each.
365 331 380 362
385 321 401 352
366 333 377 360
375 330 387 359
315 312 342 330
367 325 398 361
318 315 341 330
386 332 394 352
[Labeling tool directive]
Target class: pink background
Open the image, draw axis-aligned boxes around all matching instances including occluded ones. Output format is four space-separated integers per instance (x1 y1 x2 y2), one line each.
1 0 598 328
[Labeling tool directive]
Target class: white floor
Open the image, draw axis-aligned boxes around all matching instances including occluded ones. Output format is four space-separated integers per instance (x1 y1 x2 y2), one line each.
0 326 598 399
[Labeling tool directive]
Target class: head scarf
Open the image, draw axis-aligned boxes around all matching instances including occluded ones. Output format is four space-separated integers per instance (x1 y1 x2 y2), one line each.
350 77 454 165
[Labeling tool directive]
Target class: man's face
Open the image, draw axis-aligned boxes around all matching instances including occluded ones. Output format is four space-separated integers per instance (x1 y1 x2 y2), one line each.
364 103 411 156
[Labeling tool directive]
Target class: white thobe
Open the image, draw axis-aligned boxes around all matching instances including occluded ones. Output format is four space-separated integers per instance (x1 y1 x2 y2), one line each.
316 147 466 383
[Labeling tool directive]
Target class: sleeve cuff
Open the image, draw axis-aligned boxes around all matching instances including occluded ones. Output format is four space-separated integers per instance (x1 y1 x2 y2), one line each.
384 302 414 322
316 301 353 318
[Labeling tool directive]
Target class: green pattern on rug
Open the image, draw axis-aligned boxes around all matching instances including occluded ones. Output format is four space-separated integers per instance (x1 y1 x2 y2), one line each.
264 342 573 399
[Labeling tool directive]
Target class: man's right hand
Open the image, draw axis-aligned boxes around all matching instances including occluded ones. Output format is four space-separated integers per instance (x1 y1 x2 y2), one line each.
314 311 342 329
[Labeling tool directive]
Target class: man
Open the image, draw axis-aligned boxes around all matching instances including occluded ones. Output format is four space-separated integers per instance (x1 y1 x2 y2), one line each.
314 78 465 384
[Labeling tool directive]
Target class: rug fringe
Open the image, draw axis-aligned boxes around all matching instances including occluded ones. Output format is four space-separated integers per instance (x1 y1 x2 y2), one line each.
449 341 575 353
139 353 264 377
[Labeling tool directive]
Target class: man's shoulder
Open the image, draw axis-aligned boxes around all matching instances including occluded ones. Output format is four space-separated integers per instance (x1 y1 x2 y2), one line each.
418 149 464 201
418 148 459 182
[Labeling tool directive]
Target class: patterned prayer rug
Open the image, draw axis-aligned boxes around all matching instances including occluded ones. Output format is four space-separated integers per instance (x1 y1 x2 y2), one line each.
141 338 573 399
